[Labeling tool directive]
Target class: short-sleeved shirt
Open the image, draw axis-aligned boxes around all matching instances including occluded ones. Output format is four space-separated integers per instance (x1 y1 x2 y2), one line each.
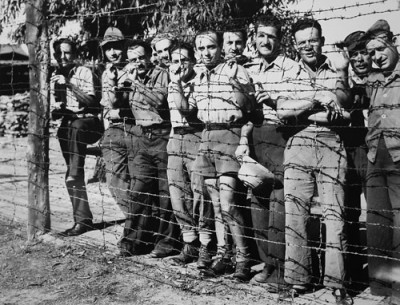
365 61 400 163
129 66 170 127
189 62 253 124
244 55 300 124
51 65 96 113
292 56 345 132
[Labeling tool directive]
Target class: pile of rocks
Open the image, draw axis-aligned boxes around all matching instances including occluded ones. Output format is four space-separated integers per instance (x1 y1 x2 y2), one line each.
0 92 29 137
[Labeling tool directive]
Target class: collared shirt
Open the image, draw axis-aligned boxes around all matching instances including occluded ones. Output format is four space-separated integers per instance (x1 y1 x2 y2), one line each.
365 61 400 163
51 65 96 113
188 62 253 124
292 55 345 132
244 55 300 124
129 66 169 127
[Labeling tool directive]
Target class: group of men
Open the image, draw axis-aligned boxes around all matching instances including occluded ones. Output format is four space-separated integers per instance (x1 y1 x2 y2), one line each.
50 13 400 305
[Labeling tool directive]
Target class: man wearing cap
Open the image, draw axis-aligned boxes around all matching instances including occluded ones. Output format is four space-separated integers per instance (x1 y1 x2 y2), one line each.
364 19 400 304
339 30 372 288
277 18 353 304
100 27 151 255
121 39 180 258
51 37 103 236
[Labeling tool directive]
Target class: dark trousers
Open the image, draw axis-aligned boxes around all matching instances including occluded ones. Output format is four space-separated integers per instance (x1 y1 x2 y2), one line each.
57 117 103 223
344 144 368 284
123 126 181 255
251 123 286 267
101 123 139 216
366 137 400 298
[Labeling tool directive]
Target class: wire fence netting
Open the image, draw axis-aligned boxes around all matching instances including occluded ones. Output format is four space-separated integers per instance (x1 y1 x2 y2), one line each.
1 0 400 304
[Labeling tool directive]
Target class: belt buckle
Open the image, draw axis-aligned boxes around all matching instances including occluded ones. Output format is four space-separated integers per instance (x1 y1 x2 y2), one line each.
205 123 211 131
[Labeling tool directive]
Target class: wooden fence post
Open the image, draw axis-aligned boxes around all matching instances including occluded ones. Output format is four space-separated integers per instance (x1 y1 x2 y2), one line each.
26 0 51 240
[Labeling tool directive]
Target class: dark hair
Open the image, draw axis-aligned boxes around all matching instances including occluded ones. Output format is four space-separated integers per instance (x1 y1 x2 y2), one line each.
170 41 195 61
254 14 282 39
292 18 323 38
53 38 77 55
125 39 152 56
194 30 223 47
222 29 248 45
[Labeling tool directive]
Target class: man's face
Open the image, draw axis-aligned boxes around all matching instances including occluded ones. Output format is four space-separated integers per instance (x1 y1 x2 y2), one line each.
366 36 399 72
349 49 372 76
104 41 124 63
255 25 280 59
223 32 245 59
294 27 324 67
55 42 75 68
127 46 149 76
170 48 193 80
195 32 221 66
154 38 172 66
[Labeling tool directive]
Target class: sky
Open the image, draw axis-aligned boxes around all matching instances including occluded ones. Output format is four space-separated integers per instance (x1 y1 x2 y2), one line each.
289 0 400 45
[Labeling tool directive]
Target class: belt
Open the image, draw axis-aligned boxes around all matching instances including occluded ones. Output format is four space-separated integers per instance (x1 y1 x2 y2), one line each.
108 117 135 125
140 124 171 133
75 113 96 119
173 126 202 135
204 122 244 131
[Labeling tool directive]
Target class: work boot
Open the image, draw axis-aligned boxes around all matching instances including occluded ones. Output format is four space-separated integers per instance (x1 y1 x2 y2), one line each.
333 288 353 305
253 264 274 283
211 252 234 275
197 245 212 270
233 259 251 282
170 242 199 266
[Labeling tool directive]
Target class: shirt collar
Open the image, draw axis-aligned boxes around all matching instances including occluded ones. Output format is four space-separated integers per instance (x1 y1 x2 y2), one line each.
368 61 400 84
244 54 286 72
299 55 333 74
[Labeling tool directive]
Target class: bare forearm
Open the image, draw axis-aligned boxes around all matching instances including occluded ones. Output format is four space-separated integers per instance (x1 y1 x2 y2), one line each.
277 99 317 120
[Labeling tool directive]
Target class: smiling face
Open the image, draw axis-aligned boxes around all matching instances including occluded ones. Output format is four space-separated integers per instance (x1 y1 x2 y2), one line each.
195 32 221 67
127 45 149 77
223 32 245 60
104 41 124 64
54 42 76 69
255 25 280 59
349 49 372 77
170 48 193 80
366 36 399 73
154 38 172 66
294 27 324 68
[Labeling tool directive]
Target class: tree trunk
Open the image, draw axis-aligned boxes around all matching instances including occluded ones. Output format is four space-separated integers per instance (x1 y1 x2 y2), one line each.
26 0 51 240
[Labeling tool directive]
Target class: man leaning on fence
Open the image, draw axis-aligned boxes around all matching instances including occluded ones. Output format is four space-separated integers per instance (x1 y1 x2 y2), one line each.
167 42 214 267
176 29 256 281
121 39 181 258
277 18 353 304
363 19 400 305
237 13 300 287
50 37 104 236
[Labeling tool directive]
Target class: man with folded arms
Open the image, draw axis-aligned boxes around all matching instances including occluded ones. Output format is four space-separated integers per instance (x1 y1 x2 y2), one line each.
277 18 353 304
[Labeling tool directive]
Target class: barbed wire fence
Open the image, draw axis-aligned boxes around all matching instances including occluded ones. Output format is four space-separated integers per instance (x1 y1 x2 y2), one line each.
1 0 400 304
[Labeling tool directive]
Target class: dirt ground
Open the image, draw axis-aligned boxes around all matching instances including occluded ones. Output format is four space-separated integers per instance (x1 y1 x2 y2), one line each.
0 218 286 305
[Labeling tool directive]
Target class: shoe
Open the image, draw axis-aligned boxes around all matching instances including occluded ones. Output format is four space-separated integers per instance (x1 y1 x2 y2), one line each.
211 252 234 275
253 265 274 283
197 245 212 270
61 222 93 237
117 239 137 257
170 243 199 266
278 284 308 302
149 249 172 258
233 260 251 282
333 289 353 305
265 268 286 292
